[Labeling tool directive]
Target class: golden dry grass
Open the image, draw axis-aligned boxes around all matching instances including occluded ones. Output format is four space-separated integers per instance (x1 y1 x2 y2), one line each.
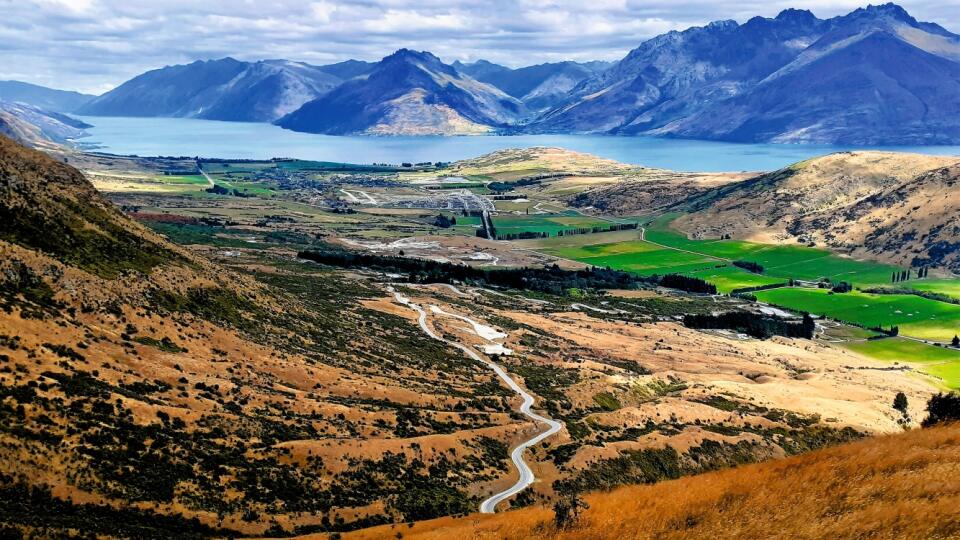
342 424 960 540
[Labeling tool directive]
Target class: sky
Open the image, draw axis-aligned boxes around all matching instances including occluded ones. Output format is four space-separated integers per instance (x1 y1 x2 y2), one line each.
2 0 959 94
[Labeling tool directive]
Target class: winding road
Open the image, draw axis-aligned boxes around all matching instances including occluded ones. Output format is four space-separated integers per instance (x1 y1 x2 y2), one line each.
391 289 562 513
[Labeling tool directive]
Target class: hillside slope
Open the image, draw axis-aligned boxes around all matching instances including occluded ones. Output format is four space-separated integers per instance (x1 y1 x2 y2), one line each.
342 422 960 539
277 49 526 135
0 136 536 536
0 101 90 148
672 152 960 271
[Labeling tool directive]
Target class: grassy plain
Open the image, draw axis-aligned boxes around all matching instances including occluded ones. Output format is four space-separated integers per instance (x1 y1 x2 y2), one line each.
645 215 899 285
909 279 960 300
491 213 619 237
842 338 960 388
534 232 780 293
755 288 960 341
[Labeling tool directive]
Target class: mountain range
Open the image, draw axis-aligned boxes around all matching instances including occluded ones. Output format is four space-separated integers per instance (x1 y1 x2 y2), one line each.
9 3 960 144
529 3 960 144
276 49 527 135
77 58 368 122
0 80 94 113
452 59 612 112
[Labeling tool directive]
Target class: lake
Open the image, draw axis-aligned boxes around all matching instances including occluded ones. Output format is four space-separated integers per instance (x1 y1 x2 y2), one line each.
75 116 960 172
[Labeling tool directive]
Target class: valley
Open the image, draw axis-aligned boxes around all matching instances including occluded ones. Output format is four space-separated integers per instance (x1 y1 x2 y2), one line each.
1 116 960 537
2 1 960 538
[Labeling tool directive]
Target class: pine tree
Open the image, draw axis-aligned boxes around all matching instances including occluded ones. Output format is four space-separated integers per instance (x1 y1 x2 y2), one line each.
893 392 909 414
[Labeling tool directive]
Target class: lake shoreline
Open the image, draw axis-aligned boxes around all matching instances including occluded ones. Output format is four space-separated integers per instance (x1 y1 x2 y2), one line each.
73 116 960 173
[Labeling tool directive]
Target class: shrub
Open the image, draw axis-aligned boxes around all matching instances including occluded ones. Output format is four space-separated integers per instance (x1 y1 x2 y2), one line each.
553 493 589 530
922 392 960 427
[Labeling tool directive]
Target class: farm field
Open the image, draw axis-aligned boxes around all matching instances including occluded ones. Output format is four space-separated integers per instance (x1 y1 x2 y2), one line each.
687 266 787 292
645 215 900 285
211 176 277 196
535 235 772 292
490 212 622 238
842 338 960 389
754 288 960 342
909 279 960 300
155 174 208 185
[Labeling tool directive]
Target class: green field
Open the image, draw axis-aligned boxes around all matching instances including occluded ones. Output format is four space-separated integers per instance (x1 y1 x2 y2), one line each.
909 279 960 301
843 338 960 389
644 215 899 286
755 288 960 342
156 174 209 185
199 161 277 174
211 176 277 197
529 214 960 320
539 236 778 293
687 266 788 292
491 212 620 238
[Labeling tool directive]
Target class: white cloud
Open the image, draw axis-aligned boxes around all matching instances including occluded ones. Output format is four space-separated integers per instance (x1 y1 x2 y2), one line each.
0 0 957 94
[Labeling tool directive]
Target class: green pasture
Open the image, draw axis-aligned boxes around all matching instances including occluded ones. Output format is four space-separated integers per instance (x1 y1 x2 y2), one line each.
491 213 615 237
909 279 960 301
644 215 899 285
537 232 784 293
754 288 960 342
199 161 277 173
687 266 787 292
842 338 960 389
155 174 208 185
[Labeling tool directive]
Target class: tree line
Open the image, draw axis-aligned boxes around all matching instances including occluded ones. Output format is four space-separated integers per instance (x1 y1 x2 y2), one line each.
556 223 638 237
297 249 718 296
892 267 929 282
683 312 816 339
733 260 764 274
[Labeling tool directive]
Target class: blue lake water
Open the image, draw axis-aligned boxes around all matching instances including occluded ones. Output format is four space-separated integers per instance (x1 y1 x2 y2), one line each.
76 116 960 172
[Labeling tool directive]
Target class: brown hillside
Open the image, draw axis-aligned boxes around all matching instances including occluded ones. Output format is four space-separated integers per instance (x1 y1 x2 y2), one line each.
672 152 960 270
0 134 182 278
341 423 960 540
0 135 533 536
0 111 45 148
0 136 949 537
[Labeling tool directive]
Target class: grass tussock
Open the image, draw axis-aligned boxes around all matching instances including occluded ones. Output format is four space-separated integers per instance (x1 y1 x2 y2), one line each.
345 424 960 540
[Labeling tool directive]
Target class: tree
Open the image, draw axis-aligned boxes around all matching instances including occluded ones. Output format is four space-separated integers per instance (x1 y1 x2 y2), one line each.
922 392 960 427
802 313 816 339
952 335 959 348
553 492 589 530
893 392 908 414
831 281 852 293
433 214 455 228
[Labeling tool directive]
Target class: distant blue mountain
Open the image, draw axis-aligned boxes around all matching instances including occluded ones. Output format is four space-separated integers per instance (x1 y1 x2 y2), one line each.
453 60 611 111
528 3 960 144
68 3 960 143
0 81 94 113
315 60 376 80
78 58 345 122
277 49 526 135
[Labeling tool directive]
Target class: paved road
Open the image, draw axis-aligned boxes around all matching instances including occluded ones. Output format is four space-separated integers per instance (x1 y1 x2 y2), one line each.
391 289 561 513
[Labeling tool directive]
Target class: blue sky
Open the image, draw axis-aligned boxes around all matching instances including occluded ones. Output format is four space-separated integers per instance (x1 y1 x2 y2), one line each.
2 0 959 94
